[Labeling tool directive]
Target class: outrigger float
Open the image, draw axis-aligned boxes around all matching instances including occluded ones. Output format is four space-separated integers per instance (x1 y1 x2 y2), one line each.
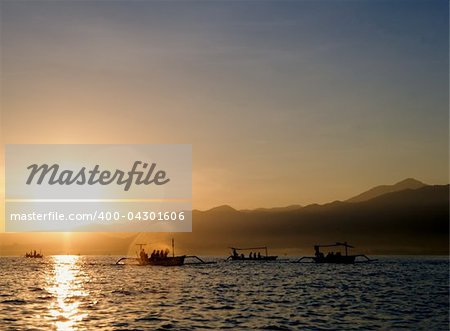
226 246 278 261
297 242 375 264
115 239 215 266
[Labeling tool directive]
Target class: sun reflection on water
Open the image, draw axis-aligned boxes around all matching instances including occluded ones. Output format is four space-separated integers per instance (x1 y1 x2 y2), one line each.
47 255 88 330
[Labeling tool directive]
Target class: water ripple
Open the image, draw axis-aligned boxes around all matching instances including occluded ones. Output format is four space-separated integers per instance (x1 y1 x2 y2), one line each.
0 256 448 330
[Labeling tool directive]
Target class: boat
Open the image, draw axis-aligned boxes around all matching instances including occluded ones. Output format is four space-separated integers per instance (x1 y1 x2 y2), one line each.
297 242 375 264
116 239 186 267
226 246 278 261
25 250 43 258
138 240 186 266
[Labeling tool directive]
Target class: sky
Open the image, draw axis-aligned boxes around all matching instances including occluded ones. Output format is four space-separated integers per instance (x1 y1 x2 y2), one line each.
1 0 448 214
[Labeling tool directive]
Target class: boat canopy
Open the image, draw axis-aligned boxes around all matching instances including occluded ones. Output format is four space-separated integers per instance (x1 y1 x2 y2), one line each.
314 242 354 248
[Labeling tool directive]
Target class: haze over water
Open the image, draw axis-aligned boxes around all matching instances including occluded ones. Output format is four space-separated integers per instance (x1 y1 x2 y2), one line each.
0 256 447 330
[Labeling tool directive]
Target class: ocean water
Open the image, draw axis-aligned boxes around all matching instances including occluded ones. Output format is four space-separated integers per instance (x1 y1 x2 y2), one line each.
0 256 448 330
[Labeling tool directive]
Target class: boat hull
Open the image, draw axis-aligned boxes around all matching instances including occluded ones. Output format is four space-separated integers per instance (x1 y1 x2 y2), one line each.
229 255 278 261
25 255 43 258
139 256 185 266
24 256 43 259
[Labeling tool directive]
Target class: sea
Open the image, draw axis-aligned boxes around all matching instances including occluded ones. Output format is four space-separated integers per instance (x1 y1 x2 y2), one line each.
0 256 448 330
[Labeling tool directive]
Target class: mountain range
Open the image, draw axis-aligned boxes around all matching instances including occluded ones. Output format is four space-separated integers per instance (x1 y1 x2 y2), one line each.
172 181 448 255
123 179 449 255
0 178 448 255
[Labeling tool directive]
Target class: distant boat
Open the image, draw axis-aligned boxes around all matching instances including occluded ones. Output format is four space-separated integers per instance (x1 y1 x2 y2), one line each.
297 242 375 264
25 250 43 258
226 246 278 261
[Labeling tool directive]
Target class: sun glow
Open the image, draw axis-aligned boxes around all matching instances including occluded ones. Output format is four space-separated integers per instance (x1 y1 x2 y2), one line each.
47 255 88 330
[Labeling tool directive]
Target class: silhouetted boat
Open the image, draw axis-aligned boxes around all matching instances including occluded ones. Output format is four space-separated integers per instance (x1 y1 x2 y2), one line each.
226 246 278 261
116 239 188 267
25 250 43 258
297 242 375 264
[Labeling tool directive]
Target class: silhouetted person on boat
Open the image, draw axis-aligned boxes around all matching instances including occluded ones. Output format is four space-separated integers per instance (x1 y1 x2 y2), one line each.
257 252 261 259
232 249 238 257
249 252 253 259
241 253 245 259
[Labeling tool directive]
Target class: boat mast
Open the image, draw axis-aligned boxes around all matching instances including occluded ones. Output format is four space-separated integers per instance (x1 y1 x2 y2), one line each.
172 238 175 257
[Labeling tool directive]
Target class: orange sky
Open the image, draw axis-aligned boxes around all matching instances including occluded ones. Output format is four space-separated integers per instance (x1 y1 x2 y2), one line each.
1 0 448 225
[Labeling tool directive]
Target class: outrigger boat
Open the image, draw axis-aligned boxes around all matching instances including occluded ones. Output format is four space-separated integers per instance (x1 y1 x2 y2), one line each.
137 241 185 266
116 241 185 266
297 242 375 264
226 246 278 261
116 239 215 266
25 250 43 258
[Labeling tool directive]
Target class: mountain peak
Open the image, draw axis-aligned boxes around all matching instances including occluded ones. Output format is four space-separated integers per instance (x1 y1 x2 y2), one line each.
206 205 237 213
394 178 425 188
347 178 427 203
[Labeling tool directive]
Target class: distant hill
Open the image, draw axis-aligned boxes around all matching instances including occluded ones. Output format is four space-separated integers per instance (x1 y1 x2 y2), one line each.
346 178 426 203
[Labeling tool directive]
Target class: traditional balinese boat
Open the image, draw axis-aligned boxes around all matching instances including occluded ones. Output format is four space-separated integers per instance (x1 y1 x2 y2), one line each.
297 242 375 264
25 250 43 258
226 246 278 261
116 240 186 266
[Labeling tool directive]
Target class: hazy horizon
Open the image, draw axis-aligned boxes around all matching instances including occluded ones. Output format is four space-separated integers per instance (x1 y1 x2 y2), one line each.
0 183 448 256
